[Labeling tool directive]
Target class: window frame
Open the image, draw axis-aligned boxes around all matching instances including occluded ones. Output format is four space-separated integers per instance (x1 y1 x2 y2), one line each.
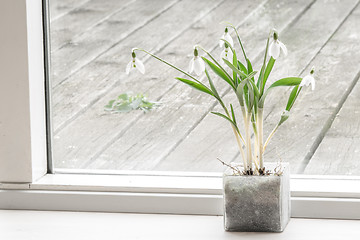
0 0 360 220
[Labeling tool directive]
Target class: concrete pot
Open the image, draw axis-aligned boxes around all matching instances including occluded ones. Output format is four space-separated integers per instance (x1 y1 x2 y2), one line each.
223 163 290 232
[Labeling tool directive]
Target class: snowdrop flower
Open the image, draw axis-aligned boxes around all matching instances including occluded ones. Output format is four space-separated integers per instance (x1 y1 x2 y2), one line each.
300 67 316 90
126 51 145 74
220 43 233 64
268 31 287 59
189 47 205 76
219 28 234 48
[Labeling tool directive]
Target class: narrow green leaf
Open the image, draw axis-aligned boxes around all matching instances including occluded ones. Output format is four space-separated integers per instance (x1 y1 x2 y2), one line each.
259 77 302 107
204 69 220 100
175 77 213 96
230 104 237 125
235 71 259 107
232 49 238 87
202 57 235 89
222 58 248 79
246 58 253 76
261 57 275 93
286 85 301 111
263 57 275 83
257 65 265 89
238 61 248 75
268 77 302 89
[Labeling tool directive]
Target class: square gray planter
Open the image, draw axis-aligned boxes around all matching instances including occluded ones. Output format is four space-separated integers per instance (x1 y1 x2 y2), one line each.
223 163 290 232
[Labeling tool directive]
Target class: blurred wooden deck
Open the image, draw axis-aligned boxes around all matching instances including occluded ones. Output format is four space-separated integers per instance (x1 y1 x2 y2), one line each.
49 0 360 175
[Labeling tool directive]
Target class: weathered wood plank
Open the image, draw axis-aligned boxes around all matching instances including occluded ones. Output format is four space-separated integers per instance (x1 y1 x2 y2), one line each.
51 0 179 130
88 0 315 170
50 0 133 51
264 2 360 174
52 0 224 168
303 75 360 174
152 0 360 172
50 0 178 88
49 0 90 22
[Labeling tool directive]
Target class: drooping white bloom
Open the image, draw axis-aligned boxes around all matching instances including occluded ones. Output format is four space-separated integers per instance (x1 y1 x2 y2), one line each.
268 31 287 59
126 51 145 74
220 45 233 64
189 47 205 76
300 67 316 90
219 28 234 48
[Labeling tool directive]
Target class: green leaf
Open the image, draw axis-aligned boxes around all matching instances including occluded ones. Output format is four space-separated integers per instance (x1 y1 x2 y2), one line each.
230 104 237 125
211 111 239 134
286 85 302 111
202 57 235 89
175 77 213 96
261 57 275 94
246 58 254 80
268 77 302 89
104 100 116 110
117 94 128 100
263 57 275 84
222 58 248 79
256 65 264 90
235 71 258 107
232 49 238 87
238 61 248 75
259 77 302 107
204 69 220 100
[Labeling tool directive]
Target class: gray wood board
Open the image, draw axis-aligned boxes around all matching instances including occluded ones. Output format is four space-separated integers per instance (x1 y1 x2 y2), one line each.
86 0 315 170
51 0 179 130
50 0 178 88
49 0 90 22
303 52 360 173
52 0 226 168
264 1 360 174
50 0 133 51
146 0 360 173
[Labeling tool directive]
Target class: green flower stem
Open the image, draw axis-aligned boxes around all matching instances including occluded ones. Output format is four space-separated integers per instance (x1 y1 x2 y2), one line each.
259 30 272 96
263 123 280 153
220 102 245 143
223 22 248 61
133 48 200 83
257 108 264 170
231 124 248 170
245 113 252 171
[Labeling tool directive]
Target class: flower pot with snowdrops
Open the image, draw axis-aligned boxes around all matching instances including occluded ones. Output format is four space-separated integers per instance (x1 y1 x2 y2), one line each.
127 24 315 232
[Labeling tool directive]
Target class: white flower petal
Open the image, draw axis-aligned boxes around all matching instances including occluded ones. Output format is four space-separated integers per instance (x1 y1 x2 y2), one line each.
193 57 205 76
219 37 224 48
220 48 233 65
220 50 226 63
279 41 288 57
135 58 145 74
189 58 195 73
226 49 233 61
126 61 132 75
300 75 315 89
268 40 280 59
310 77 315 91
224 32 234 47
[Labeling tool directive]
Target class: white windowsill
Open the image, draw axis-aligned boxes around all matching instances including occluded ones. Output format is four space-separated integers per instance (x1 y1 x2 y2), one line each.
1 173 360 219
0 210 358 240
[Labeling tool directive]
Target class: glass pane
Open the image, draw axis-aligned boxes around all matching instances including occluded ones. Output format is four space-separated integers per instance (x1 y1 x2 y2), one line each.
48 0 360 175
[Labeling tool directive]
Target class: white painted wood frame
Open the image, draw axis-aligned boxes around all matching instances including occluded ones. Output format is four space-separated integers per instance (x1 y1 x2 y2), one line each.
0 0 47 183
